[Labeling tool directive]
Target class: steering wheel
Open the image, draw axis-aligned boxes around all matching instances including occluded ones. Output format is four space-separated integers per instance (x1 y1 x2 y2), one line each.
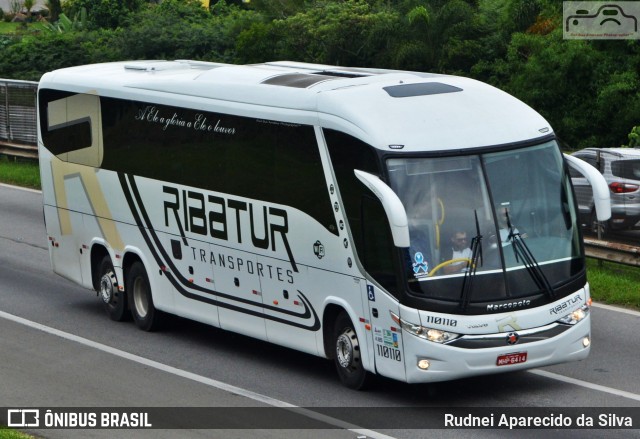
428 258 473 277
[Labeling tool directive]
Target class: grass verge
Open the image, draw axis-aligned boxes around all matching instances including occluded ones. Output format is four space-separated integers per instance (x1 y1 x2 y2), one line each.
0 155 40 189
0 21 46 34
587 258 640 310
0 426 33 439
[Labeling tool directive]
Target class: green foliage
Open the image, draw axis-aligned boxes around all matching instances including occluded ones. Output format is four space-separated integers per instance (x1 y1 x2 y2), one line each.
24 0 35 14
624 126 640 148
149 0 210 21
0 155 41 189
480 26 640 149
586 259 640 310
0 32 92 80
63 0 145 29
46 0 63 21
44 9 88 33
0 0 637 149
253 1 399 66
115 0 262 61
245 0 307 19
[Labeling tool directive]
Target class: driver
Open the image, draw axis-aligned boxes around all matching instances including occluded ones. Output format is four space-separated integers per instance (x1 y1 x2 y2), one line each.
441 230 472 274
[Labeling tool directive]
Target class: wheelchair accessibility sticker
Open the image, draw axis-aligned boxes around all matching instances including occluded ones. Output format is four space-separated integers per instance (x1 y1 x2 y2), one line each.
564 2 639 39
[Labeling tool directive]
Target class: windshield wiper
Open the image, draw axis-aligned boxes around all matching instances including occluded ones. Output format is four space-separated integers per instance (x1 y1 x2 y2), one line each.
460 210 483 312
505 209 556 300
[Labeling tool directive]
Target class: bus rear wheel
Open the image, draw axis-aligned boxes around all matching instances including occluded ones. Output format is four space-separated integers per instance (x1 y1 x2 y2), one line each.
98 256 128 321
127 261 162 331
333 312 370 390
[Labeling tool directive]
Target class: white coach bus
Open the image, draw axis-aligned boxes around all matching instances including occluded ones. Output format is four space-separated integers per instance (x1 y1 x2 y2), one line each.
37 60 610 389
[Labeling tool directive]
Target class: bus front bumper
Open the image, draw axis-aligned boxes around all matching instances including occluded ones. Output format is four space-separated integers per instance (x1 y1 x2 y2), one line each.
402 315 591 384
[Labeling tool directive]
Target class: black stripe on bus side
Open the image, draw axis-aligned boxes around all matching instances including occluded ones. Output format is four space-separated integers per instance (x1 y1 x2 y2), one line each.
124 174 311 320
118 173 321 331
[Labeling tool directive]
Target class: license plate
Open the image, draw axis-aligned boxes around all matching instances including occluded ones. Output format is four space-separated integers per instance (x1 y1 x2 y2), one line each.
496 352 527 366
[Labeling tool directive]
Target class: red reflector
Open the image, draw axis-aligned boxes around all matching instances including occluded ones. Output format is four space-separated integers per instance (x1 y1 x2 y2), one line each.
609 182 639 194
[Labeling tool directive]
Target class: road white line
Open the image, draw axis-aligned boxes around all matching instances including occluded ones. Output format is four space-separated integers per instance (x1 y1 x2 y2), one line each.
0 182 41 194
0 309 396 439
592 302 640 317
528 369 640 402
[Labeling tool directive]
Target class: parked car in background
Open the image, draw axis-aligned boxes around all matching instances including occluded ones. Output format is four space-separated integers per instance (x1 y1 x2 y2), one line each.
570 148 640 232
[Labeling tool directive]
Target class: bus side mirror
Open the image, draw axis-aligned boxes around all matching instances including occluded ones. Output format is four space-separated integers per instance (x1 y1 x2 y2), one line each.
354 170 410 248
564 153 611 221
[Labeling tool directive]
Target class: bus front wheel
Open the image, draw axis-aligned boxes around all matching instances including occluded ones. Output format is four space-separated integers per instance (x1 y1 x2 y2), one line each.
127 261 162 331
333 312 370 390
98 256 128 321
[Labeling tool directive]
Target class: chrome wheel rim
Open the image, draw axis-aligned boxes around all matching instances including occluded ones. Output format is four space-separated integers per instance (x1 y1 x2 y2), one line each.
336 328 360 371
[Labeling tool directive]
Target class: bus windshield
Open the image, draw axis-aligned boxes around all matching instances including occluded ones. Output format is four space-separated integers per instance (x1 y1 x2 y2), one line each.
387 140 583 307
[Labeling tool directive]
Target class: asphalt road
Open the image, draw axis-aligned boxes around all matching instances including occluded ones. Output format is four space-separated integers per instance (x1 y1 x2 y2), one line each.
0 183 639 439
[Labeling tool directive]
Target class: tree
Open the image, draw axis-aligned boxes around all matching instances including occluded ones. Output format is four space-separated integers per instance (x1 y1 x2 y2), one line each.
389 0 483 72
251 1 399 66
44 8 88 33
623 126 640 148
63 0 146 29
46 0 63 22
116 0 221 60
0 32 92 80
24 0 35 18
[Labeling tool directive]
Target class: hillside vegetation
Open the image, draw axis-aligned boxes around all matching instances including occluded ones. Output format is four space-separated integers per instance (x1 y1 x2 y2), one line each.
1 0 638 150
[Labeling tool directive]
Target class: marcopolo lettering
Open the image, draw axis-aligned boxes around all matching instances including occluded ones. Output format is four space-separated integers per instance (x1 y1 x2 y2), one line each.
487 300 531 312
163 185 298 272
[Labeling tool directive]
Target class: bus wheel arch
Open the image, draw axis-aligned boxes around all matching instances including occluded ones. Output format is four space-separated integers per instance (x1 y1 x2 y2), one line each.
322 304 343 360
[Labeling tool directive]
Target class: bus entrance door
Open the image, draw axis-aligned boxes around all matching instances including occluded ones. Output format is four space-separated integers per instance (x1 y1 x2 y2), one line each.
367 284 407 382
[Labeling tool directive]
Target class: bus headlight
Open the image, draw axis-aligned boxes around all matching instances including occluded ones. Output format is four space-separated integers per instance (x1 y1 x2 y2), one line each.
390 312 459 343
557 305 589 325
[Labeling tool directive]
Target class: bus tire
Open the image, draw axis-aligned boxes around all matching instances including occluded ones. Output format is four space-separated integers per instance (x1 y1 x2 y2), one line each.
98 256 128 322
127 261 162 331
333 312 370 390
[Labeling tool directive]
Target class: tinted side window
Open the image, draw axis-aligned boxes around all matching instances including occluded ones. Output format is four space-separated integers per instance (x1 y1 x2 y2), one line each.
571 154 603 176
324 129 379 251
38 89 101 166
611 160 640 180
40 91 337 234
324 129 398 294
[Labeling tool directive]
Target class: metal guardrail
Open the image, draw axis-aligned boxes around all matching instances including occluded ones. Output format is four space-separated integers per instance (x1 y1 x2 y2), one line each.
584 238 640 267
0 79 38 160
